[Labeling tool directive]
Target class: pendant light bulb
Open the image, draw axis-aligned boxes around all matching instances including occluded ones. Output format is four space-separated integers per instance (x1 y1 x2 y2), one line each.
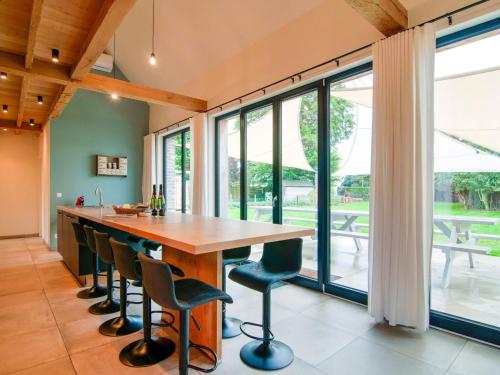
149 52 156 65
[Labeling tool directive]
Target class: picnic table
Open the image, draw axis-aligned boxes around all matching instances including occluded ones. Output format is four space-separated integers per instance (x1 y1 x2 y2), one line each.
251 206 500 288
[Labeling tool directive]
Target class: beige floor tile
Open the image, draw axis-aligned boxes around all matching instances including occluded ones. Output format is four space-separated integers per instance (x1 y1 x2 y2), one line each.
361 324 466 369
0 290 56 338
30 249 63 264
44 285 85 306
59 314 124 355
302 296 376 335
272 284 330 313
70 333 176 375
51 296 108 325
0 265 42 296
0 326 67 374
449 341 500 375
272 314 356 366
317 338 444 375
0 251 34 269
12 357 75 375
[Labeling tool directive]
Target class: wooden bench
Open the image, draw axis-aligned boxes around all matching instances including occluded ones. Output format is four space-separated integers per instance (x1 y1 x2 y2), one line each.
433 242 490 288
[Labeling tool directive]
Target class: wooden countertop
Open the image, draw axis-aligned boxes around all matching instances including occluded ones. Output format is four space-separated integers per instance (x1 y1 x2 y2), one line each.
57 206 315 255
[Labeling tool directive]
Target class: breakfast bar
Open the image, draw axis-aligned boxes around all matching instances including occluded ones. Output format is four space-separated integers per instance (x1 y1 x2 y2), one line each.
56 206 314 359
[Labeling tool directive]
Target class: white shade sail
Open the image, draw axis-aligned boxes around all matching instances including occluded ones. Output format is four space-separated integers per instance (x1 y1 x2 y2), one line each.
228 97 313 171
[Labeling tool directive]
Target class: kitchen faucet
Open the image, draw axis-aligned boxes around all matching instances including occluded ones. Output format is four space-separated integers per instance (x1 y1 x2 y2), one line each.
95 186 104 207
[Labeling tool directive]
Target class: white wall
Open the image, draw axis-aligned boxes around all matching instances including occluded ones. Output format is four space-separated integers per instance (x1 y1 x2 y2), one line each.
0 131 41 237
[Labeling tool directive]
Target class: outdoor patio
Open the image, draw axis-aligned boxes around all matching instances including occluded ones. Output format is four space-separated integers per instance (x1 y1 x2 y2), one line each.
296 236 500 328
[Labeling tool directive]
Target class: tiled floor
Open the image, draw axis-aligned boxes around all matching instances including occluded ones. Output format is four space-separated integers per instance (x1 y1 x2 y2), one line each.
0 237 499 374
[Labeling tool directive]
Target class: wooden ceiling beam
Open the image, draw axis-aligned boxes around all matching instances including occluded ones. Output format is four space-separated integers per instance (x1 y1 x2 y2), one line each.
80 73 208 112
71 0 136 80
25 0 44 70
0 50 71 86
0 120 42 133
344 0 408 37
16 77 30 127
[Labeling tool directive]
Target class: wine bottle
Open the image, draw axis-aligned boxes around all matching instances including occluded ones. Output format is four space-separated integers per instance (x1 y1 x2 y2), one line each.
150 184 157 216
158 184 165 216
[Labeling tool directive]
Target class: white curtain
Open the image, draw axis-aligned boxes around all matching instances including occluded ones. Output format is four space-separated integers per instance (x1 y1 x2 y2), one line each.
368 23 435 332
190 113 210 215
142 134 156 203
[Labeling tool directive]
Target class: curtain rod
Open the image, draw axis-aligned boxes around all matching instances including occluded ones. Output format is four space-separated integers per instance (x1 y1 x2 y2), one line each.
203 0 491 114
154 0 491 134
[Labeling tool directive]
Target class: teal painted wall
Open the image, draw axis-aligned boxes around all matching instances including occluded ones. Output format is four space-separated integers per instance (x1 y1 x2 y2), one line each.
50 71 149 249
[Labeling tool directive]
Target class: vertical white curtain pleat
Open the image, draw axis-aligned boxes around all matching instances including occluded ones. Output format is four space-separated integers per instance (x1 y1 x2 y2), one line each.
142 134 156 203
191 113 210 215
368 23 435 332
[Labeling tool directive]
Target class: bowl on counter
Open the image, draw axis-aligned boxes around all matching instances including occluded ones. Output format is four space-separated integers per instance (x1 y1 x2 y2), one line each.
112 205 148 215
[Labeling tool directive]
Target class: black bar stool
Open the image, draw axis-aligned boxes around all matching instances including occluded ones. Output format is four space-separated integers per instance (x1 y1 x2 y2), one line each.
222 246 251 339
131 239 161 287
93 230 142 336
228 238 303 371
83 225 120 315
71 222 106 299
110 238 179 367
138 252 233 375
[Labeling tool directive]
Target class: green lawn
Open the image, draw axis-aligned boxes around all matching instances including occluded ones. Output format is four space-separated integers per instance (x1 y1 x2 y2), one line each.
228 201 500 256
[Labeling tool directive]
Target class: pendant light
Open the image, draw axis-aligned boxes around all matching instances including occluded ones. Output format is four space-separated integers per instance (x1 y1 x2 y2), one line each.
110 33 119 101
149 0 156 65
37 96 43 105
0 72 6 79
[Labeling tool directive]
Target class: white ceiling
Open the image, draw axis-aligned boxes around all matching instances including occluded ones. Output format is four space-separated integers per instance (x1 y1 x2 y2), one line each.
111 0 324 92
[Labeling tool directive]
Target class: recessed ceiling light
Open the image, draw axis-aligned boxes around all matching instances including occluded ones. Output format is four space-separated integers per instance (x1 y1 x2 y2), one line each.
2 128 7 131
110 93 119 100
0 72 6 79
2 104 7 113
29 119 35 126
51 48 59 63
37 96 43 104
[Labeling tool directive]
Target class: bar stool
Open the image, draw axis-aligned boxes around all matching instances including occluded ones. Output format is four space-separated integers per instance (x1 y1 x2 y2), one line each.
228 238 303 371
222 246 251 339
71 222 106 299
92 230 142 336
142 240 161 255
110 238 182 367
83 225 120 315
138 252 233 375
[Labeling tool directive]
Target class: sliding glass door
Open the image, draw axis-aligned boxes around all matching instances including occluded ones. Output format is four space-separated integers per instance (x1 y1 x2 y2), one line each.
163 128 191 213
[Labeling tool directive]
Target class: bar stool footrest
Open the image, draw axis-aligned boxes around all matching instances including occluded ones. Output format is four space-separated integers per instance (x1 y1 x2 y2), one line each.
151 310 175 327
188 342 219 373
126 292 143 305
240 321 275 342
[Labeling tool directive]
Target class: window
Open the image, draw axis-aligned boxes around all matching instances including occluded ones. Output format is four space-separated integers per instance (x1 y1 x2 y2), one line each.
163 128 191 213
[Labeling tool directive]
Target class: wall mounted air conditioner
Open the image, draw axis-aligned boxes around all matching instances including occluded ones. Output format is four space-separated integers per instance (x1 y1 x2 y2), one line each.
92 53 113 73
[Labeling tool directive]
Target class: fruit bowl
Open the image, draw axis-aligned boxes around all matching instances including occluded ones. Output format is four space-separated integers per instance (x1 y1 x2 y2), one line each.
112 204 147 215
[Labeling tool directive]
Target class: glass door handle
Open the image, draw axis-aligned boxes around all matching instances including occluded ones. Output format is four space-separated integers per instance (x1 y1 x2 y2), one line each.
272 196 278 207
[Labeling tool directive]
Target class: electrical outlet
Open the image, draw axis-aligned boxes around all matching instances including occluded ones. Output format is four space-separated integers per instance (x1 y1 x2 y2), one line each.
56 192 62 198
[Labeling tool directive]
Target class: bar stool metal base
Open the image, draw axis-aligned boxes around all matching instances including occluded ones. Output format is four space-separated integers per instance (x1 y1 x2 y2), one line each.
99 316 142 337
240 340 294 371
89 298 120 315
119 337 175 367
222 316 242 339
77 285 106 299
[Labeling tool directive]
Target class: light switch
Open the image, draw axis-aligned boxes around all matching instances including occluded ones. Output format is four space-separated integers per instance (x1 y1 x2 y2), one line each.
56 192 62 198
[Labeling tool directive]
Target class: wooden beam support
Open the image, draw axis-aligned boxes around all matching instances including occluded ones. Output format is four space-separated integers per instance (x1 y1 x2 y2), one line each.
25 0 44 70
0 50 71 86
44 84 77 124
17 77 30 127
0 120 42 133
80 73 208 112
345 0 408 37
71 0 136 80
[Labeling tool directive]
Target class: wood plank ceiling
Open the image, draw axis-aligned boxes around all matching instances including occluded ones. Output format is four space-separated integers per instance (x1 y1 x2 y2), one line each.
0 0 207 134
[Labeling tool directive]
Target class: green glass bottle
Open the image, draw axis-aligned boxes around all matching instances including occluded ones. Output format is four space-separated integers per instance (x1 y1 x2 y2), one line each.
150 184 157 216
158 184 165 216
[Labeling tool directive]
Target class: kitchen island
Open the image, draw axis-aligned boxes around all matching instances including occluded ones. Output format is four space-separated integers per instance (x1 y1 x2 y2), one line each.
56 206 314 358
